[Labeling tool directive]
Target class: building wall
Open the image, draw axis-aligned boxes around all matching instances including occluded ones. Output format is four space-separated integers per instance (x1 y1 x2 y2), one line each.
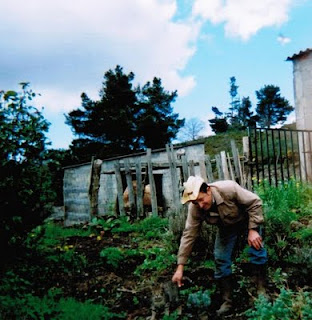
63 163 92 225
292 50 312 130
289 49 312 181
64 143 205 224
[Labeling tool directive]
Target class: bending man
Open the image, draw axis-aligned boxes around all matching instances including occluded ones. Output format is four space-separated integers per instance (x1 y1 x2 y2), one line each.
172 176 268 316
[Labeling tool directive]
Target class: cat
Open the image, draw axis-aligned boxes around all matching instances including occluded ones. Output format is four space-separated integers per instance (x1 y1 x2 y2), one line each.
149 280 182 320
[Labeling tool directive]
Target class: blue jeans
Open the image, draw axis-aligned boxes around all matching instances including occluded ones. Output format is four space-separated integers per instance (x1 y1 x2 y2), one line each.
214 222 268 279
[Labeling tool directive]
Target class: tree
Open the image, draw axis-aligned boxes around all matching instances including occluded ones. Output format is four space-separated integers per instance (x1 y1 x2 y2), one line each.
255 85 294 128
208 106 229 134
65 66 184 161
0 83 54 262
238 96 257 128
136 78 184 149
229 76 240 118
66 66 139 161
179 117 205 141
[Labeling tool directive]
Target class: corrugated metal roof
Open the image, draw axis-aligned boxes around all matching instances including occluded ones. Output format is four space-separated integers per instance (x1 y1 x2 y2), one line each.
286 48 312 61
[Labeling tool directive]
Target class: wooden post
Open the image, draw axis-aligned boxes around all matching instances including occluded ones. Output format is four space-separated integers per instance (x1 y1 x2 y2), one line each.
231 140 241 184
166 144 181 213
199 158 208 182
88 158 102 217
181 154 189 182
205 154 214 182
114 161 126 216
227 152 235 181
243 136 252 190
124 159 136 218
215 154 224 180
221 151 230 179
135 158 144 218
146 149 158 216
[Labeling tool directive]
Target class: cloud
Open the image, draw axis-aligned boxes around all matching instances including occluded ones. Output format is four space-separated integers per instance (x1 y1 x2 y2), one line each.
277 34 291 45
0 0 199 114
192 0 293 40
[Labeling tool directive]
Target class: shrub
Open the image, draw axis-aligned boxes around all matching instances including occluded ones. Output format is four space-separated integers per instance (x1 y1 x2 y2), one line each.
246 288 312 320
100 247 124 269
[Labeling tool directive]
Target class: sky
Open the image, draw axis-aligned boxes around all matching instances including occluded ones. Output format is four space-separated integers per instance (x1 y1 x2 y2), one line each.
0 0 311 149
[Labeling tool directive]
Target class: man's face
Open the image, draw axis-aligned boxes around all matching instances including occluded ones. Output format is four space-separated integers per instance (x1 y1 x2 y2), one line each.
192 188 213 210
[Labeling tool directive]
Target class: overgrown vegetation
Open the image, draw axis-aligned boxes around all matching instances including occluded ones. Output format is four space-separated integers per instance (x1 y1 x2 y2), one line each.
1 182 312 319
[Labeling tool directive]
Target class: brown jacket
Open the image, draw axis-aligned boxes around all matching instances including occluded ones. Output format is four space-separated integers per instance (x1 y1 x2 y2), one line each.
177 180 264 265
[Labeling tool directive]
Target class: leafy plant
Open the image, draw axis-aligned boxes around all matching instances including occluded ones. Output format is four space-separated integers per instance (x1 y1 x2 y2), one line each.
246 288 312 320
187 290 212 309
100 247 124 269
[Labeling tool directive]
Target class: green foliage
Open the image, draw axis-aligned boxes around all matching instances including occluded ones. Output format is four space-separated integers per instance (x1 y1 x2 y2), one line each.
0 83 55 261
187 289 212 310
47 249 87 273
255 85 294 128
246 288 312 320
0 288 125 320
204 130 246 156
25 221 91 251
134 246 176 275
100 247 124 269
65 65 184 161
57 297 125 320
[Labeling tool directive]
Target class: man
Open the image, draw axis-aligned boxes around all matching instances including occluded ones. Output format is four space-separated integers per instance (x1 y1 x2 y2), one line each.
172 176 268 316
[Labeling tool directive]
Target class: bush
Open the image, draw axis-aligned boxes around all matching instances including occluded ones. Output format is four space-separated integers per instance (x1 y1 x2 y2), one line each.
246 288 312 320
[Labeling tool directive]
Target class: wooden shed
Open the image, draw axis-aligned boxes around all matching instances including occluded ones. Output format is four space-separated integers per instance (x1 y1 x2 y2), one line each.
63 141 206 225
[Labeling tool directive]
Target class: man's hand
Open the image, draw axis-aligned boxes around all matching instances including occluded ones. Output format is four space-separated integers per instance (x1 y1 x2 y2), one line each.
172 264 184 287
248 229 263 250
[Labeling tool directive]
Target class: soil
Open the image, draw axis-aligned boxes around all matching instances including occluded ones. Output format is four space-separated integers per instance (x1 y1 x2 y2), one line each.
3 226 283 320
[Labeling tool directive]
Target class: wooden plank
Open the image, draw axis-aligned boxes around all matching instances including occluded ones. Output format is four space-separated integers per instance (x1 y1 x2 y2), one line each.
221 151 230 180
243 136 252 190
89 159 102 217
181 154 189 182
227 152 235 181
215 154 224 180
199 158 208 182
166 144 181 212
114 161 126 216
231 140 241 184
146 149 158 216
124 159 136 218
205 154 214 182
135 159 144 218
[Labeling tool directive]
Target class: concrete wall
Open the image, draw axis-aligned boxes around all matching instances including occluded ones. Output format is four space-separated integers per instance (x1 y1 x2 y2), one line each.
64 142 206 224
288 49 312 181
291 50 312 130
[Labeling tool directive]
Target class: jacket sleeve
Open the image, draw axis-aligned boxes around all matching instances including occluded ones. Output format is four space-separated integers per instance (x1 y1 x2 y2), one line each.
233 182 264 229
177 204 202 265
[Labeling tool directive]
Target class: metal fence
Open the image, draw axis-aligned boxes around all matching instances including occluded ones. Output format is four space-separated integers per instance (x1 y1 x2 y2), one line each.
248 127 312 186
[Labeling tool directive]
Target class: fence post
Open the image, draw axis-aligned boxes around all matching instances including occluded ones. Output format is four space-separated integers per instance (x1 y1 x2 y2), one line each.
215 154 224 180
146 149 158 216
231 140 242 184
199 157 208 182
181 154 189 182
243 136 252 190
166 144 181 213
124 159 136 218
114 161 126 216
135 158 144 218
221 151 230 180
205 154 214 182
88 158 102 217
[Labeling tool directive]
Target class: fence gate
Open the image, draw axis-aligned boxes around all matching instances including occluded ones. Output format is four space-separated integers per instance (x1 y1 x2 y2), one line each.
248 127 312 186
